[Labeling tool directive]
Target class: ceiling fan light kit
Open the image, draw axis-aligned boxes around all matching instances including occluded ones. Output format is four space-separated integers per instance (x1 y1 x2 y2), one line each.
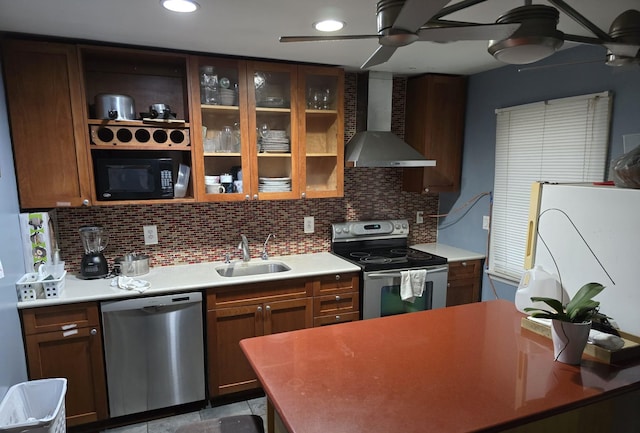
488 5 564 64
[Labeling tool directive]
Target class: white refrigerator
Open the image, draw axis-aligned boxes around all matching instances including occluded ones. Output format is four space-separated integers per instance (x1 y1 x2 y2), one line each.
524 182 640 336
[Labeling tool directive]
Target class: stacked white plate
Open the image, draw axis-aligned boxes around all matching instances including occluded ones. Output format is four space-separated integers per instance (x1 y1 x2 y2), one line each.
259 130 290 153
259 177 291 192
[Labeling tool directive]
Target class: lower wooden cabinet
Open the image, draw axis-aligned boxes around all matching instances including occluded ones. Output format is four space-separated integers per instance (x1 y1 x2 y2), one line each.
207 278 314 397
206 272 360 397
20 302 108 427
446 259 483 307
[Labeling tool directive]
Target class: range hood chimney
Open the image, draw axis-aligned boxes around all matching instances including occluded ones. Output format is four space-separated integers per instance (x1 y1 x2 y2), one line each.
345 71 435 168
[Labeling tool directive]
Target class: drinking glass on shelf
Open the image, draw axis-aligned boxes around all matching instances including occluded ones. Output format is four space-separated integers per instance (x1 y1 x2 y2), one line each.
322 88 332 110
219 126 234 153
259 123 270 139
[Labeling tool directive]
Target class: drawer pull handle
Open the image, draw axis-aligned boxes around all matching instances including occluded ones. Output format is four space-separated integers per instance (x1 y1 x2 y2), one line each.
265 305 271 311
257 306 263 312
335 275 340 280
335 315 340 321
335 295 341 301
90 328 97 336
462 261 467 267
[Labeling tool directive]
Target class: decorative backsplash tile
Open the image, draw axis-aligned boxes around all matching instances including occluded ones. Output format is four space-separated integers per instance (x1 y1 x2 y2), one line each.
56 74 440 272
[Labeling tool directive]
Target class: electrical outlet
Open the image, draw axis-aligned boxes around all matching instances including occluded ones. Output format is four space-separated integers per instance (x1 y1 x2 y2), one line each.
416 211 424 224
482 215 490 231
304 216 315 234
143 225 159 245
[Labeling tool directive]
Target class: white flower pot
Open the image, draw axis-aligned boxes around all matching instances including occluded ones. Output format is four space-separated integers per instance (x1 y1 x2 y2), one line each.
551 320 591 365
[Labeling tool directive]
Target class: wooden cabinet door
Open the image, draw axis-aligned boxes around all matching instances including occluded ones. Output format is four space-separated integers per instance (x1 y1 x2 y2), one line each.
402 74 467 194
24 326 108 426
208 296 312 397
208 304 264 396
297 65 345 199
446 260 483 307
3 39 92 208
263 297 313 335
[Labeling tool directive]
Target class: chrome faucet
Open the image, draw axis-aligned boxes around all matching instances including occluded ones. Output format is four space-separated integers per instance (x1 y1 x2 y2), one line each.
262 233 275 260
238 234 250 262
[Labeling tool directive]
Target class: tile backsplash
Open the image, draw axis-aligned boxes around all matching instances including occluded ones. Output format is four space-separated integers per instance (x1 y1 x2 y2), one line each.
55 73 440 272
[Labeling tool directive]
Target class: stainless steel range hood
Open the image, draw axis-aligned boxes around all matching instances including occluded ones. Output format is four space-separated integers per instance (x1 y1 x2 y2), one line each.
345 71 435 168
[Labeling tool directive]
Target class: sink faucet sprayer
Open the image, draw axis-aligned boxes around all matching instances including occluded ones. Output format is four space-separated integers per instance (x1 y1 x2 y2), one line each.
238 234 250 262
262 234 275 260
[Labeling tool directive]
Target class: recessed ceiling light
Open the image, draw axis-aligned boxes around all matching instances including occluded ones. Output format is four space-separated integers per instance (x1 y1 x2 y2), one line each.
161 0 199 13
313 19 345 32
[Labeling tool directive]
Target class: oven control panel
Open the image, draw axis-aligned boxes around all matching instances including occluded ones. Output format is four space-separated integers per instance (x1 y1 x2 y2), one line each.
332 219 409 241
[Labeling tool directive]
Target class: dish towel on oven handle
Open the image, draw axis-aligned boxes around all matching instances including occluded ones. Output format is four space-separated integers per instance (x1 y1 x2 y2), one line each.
400 269 427 303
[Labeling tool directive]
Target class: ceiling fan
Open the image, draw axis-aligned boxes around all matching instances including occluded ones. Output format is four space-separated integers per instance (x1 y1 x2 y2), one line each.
279 0 640 69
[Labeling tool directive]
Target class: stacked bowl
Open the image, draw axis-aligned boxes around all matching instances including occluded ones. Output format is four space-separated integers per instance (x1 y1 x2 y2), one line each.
219 89 236 106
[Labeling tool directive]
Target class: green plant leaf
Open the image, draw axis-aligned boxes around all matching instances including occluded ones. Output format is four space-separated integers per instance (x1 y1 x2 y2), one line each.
567 283 604 315
529 297 564 314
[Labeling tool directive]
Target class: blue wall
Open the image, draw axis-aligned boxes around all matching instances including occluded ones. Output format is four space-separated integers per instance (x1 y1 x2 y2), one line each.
438 44 640 301
0 60 28 398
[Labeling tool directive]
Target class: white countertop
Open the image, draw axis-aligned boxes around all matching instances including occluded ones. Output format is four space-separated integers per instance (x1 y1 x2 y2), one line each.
411 243 485 262
17 252 361 309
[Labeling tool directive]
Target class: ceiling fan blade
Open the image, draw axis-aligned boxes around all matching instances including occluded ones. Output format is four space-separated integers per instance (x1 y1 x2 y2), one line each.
417 23 521 42
280 35 379 43
361 45 397 69
393 0 451 32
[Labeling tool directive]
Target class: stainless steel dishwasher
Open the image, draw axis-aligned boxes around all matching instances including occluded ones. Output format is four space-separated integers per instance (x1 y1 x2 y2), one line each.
101 292 205 417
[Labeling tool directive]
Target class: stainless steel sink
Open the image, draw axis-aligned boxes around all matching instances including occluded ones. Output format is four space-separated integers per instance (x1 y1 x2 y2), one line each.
215 261 291 278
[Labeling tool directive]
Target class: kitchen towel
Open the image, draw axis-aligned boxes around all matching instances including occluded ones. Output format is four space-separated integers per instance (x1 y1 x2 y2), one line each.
110 276 150 293
400 269 427 303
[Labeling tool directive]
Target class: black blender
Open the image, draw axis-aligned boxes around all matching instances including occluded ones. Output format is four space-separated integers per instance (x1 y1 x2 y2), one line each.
79 226 109 279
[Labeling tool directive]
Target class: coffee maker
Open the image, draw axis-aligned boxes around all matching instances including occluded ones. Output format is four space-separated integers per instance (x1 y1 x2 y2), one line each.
79 226 109 279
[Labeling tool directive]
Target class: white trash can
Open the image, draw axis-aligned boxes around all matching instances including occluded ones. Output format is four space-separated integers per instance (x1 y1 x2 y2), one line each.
0 378 67 433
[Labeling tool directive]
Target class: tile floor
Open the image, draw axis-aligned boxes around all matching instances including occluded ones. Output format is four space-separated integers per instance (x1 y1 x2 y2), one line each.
102 397 267 433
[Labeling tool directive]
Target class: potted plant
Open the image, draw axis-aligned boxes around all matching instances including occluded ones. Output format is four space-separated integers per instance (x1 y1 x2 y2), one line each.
524 282 605 364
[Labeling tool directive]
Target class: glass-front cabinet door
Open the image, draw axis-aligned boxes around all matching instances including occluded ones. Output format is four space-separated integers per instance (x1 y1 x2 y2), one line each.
191 56 250 201
298 66 344 198
246 61 299 200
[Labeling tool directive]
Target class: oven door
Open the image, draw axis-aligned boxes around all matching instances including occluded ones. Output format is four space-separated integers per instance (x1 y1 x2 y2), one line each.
362 266 448 319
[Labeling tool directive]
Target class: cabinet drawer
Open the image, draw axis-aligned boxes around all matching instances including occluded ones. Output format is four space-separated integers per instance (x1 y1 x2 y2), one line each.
312 272 359 296
208 278 311 309
448 260 481 280
21 303 100 335
313 311 359 327
313 291 359 316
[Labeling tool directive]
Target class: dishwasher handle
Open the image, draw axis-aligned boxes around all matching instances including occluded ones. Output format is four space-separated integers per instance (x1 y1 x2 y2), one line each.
101 292 203 313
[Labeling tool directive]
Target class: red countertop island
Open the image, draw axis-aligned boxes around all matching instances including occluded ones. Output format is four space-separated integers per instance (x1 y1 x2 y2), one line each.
240 300 640 433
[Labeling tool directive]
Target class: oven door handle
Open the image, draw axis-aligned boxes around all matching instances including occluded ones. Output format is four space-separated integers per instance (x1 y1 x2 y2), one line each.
366 266 448 279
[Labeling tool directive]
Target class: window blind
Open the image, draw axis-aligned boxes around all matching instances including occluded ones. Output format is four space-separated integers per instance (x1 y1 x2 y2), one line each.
488 91 611 283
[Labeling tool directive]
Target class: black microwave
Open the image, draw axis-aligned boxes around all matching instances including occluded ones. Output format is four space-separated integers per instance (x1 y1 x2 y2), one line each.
94 156 174 201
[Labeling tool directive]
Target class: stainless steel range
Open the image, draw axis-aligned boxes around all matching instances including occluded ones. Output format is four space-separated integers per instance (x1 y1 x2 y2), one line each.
331 219 448 319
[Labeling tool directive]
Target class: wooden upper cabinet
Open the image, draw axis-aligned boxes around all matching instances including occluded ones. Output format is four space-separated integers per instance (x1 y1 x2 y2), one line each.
297 65 344 199
402 74 467 194
3 39 92 208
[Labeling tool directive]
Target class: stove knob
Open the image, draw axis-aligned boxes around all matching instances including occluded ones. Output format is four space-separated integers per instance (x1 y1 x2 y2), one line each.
402 222 408 229
335 228 342 234
343 227 350 233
